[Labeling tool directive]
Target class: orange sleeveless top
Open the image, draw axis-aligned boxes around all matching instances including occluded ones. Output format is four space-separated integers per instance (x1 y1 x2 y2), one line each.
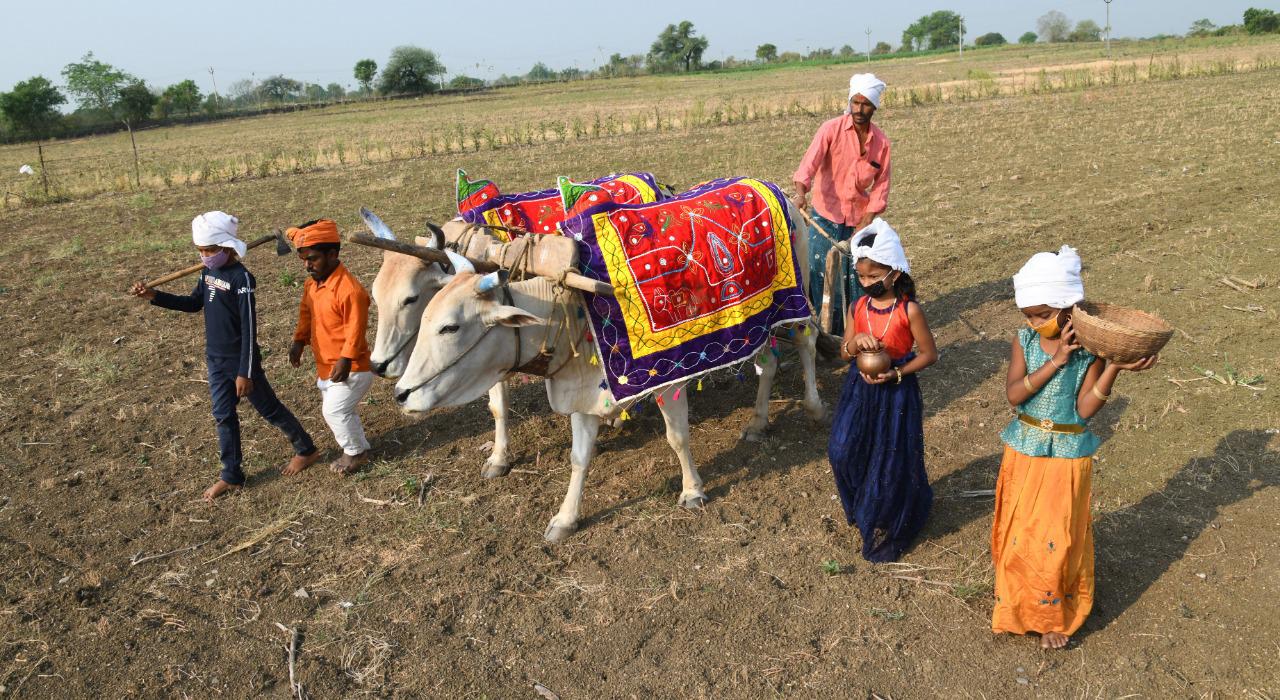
853 296 915 360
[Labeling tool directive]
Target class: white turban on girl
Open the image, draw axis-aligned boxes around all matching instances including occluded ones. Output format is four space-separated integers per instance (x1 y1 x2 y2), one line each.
849 218 910 273
1013 245 1085 309
191 211 246 258
848 73 886 109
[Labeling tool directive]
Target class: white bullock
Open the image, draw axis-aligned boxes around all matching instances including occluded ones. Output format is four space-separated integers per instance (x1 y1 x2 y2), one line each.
392 203 823 542
367 217 514 478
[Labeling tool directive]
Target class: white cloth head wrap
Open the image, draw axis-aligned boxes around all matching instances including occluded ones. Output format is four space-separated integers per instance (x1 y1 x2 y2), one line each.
848 73 886 109
191 211 246 258
849 218 909 273
1013 245 1085 309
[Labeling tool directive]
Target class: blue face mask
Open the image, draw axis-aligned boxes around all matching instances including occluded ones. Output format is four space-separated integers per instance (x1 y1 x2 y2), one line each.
200 249 231 269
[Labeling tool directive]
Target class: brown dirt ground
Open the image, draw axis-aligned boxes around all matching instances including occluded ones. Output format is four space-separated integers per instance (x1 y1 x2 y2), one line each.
1 68 1278 697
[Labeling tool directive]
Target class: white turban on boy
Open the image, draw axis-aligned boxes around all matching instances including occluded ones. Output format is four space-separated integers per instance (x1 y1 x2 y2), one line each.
849 218 910 273
1013 245 1085 309
191 211 247 258
848 73 886 109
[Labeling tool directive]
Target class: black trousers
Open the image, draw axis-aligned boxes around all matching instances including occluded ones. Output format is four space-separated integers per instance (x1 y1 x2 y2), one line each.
207 354 315 485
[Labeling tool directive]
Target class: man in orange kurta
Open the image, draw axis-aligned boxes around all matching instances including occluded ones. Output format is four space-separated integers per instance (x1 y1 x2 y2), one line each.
286 219 374 475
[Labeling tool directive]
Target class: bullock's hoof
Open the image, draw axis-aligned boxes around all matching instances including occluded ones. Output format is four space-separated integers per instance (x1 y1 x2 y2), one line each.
678 491 708 509
543 521 578 543
481 457 511 479
740 427 766 443
805 402 829 422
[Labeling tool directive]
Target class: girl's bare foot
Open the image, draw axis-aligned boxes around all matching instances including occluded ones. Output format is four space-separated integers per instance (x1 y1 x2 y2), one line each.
330 452 368 476
281 450 322 476
1040 632 1069 649
202 479 241 502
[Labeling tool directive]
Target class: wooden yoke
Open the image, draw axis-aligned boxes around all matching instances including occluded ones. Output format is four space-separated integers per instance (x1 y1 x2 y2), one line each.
348 231 614 297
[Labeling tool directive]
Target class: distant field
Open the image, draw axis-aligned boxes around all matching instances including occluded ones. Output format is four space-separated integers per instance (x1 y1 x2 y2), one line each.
3 35 1279 203
0 35 1278 698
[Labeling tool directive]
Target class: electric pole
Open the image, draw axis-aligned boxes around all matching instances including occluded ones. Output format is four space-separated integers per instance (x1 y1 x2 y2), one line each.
1104 0 1113 58
208 66 220 108
959 16 964 57
865 28 873 62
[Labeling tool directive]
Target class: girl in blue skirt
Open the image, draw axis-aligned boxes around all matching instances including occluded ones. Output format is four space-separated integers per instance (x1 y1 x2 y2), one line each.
827 219 938 562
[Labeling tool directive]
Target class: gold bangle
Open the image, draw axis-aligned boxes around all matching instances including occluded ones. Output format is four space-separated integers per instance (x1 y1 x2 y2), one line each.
1091 385 1110 402
842 340 851 356
894 367 903 383
1023 375 1034 392
1048 356 1064 370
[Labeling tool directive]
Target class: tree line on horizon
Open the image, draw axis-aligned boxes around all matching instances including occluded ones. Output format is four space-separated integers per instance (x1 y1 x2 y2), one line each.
3 8 1278 196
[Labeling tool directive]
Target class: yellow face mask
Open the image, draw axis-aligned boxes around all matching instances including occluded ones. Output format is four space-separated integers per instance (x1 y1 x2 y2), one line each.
1027 312 1062 339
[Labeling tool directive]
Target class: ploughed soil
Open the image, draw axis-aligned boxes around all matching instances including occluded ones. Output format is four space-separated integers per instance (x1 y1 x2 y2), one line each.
1 70 1277 697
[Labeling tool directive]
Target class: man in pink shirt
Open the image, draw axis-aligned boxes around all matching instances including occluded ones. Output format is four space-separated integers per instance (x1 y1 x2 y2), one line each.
793 73 892 335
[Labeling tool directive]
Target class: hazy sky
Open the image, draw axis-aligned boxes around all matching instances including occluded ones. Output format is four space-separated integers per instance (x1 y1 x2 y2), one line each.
1 1 1259 96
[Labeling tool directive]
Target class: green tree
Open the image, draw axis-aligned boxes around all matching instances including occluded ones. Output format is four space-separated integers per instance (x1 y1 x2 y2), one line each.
378 46 446 94
1188 18 1217 36
1243 7 1280 34
449 75 485 89
974 32 1007 46
0 76 65 195
839 44 856 58
1018 31 1038 44
163 79 202 115
326 83 346 99
1037 11 1071 42
755 43 778 62
1068 19 1103 42
354 59 377 93
62 53 149 188
259 75 302 102
526 62 556 82
902 10 962 51
648 21 709 72
873 41 892 55
304 83 326 102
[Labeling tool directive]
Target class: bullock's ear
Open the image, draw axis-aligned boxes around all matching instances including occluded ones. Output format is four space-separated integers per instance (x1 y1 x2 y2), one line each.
487 305 546 328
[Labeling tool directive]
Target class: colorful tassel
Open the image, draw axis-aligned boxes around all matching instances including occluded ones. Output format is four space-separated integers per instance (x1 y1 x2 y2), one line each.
673 388 681 401
696 378 703 391
620 409 630 421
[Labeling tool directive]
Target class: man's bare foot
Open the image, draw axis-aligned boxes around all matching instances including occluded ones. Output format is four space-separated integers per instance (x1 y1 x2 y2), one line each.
203 479 242 502
330 452 368 476
282 450 322 476
1039 632 1070 649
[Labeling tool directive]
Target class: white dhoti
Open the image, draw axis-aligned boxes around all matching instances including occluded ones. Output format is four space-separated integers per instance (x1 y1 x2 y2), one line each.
317 371 374 455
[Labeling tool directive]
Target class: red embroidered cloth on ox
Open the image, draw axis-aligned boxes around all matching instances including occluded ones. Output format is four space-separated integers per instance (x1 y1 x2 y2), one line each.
456 169 662 241
558 176 812 401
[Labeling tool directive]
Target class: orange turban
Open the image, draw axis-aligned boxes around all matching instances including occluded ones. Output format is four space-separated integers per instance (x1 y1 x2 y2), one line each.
287 219 341 249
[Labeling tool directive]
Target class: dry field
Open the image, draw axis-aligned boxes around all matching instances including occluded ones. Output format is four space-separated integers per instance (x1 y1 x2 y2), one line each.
1 38 1279 698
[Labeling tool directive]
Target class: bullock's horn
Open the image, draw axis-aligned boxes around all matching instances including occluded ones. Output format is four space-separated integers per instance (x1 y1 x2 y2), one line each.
359 207 397 240
475 269 507 293
445 249 475 275
423 221 445 250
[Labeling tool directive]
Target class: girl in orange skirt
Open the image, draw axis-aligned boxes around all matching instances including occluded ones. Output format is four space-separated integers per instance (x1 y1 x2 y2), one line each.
994 246 1158 649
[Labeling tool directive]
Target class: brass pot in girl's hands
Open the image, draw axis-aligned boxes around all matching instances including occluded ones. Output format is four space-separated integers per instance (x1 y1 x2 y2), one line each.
856 349 891 376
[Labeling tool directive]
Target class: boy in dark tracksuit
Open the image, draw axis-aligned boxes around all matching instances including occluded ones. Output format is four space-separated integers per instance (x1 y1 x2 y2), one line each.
131 211 319 501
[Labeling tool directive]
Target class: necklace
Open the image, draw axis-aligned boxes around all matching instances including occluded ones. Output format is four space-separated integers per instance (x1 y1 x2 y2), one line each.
863 297 899 340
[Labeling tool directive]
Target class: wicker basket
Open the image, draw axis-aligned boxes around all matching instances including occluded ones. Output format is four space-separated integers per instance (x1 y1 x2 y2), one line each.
1071 302 1172 363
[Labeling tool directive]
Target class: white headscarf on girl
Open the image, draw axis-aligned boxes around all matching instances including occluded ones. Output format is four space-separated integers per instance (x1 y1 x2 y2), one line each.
1013 245 1085 309
849 218 910 273
191 211 247 258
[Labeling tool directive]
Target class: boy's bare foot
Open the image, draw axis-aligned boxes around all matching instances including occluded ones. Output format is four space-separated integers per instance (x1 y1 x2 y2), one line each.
330 452 368 476
202 479 241 502
1040 632 1069 649
281 450 322 476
